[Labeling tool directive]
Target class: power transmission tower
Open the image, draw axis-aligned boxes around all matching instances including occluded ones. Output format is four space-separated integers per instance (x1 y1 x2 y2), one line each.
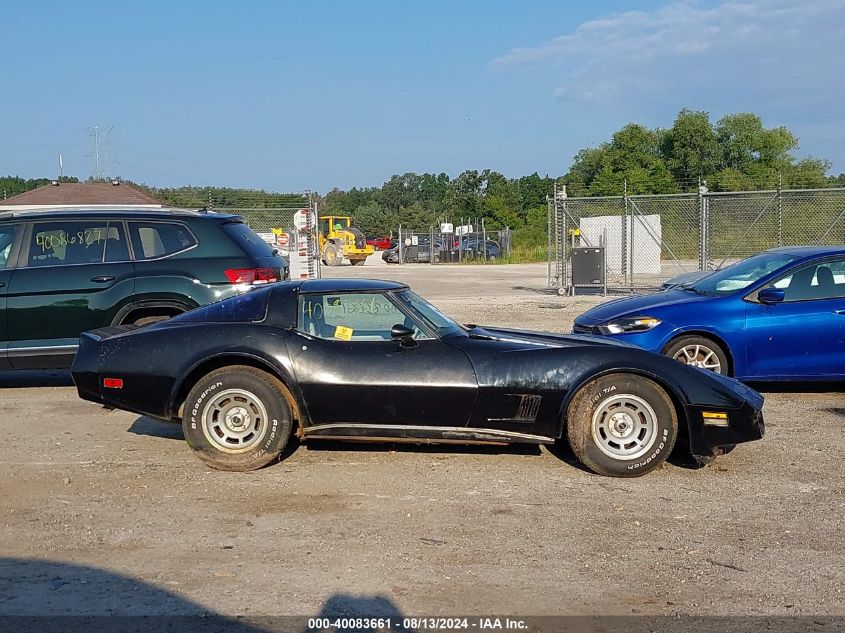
87 125 114 181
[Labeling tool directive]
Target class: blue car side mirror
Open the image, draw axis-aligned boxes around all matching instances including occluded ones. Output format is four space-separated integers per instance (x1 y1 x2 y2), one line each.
758 287 785 304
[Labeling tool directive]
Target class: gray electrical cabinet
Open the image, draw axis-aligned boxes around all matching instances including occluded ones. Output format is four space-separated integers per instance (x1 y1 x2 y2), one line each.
570 247 606 293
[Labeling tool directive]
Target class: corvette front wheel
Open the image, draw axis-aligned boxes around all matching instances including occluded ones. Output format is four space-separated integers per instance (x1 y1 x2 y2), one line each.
182 366 293 471
566 374 678 477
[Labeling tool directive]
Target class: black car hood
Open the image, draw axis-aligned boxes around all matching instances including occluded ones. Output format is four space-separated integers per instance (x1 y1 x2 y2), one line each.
467 325 637 350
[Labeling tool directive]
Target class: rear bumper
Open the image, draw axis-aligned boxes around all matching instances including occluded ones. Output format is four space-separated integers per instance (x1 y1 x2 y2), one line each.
686 401 765 464
71 326 139 406
71 332 105 404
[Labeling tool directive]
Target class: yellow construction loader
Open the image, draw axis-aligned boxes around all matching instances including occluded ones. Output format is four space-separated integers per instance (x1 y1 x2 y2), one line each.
318 215 373 266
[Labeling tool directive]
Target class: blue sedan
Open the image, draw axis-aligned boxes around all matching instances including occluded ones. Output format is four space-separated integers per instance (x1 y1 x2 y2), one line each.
573 246 845 381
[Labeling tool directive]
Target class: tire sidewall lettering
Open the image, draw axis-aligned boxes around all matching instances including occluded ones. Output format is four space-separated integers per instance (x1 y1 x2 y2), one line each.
626 428 670 471
189 381 223 430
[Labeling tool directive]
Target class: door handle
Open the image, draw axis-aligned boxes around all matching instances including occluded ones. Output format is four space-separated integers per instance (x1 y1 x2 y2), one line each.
0 282 5 288
90 275 115 283
834 309 845 315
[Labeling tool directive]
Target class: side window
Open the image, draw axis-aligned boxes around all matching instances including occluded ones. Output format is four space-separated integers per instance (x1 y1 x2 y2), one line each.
298 292 426 341
0 224 19 269
28 221 109 267
104 222 130 263
129 222 197 260
771 258 845 302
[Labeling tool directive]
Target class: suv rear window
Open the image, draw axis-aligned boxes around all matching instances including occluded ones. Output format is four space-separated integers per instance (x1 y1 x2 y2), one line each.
129 222 197 260
221 221 277 258
174 288 269 323
28 221 123 267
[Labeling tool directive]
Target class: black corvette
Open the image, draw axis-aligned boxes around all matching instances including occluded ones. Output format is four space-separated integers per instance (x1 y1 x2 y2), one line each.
71 279 764 477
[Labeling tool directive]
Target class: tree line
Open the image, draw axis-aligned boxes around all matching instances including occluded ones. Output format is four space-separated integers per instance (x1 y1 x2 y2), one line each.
4 109 844 246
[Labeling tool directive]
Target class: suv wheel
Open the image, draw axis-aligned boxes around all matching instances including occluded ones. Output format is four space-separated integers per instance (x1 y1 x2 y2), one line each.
131 314 173 327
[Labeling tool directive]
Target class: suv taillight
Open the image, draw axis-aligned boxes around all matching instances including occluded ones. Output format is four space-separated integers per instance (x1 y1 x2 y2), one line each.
225 268 279 285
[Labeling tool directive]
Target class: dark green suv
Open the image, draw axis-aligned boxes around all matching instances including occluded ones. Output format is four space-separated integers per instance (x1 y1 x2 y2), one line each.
0 207 289 370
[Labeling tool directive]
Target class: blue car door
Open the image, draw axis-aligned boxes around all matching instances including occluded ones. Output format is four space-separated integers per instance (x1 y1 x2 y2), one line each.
744 257 845 379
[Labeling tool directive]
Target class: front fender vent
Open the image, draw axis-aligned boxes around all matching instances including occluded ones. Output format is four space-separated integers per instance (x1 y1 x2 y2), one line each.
488 394 542 424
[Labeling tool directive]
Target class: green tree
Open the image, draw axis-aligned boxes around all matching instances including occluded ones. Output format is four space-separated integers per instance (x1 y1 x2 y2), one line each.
445 170 483 217
662 109 721 184
352 201 393 236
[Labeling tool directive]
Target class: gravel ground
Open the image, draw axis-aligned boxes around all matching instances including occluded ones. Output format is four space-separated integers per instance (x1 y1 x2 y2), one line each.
0 257 843 622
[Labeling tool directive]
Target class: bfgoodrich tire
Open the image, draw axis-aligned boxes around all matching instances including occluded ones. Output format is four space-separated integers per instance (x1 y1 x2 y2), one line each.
566 374 678 477
182 366 293 471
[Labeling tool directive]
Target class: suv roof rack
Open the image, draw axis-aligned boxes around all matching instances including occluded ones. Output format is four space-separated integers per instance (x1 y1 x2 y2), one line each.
0 206 203 219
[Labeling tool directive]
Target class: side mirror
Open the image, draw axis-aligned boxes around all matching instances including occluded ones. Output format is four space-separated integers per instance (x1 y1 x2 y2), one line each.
758 287 785 304
391 323 416 347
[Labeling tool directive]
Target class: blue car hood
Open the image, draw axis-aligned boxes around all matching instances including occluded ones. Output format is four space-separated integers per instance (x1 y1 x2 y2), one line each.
576 289 712 325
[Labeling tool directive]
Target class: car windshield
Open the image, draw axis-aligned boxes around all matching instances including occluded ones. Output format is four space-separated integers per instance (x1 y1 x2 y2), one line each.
394 289 465 336
691 252 802 295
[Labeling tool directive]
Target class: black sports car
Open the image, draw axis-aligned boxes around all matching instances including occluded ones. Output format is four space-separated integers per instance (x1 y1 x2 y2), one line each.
71 279 764 477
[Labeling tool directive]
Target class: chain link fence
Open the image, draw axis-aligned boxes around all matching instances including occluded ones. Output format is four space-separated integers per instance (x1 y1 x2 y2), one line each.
215 206 321 280
549 186 845 292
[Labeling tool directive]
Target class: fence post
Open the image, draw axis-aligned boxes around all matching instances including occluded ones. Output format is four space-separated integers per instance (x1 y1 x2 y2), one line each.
777 172 783 247
622 179 629 287
482 218 487 262
313 196 321 279
430 225 435 265
398 225 403 265
547 197 553 286
458 218 463 263
698 179 708 271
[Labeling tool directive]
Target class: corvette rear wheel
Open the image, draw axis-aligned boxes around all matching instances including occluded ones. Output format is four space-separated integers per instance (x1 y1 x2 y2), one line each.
566 374 678 477
664 335 728 375
182 366 293 471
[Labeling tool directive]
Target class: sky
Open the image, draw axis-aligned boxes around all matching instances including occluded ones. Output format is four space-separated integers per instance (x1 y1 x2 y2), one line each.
2 0 843 193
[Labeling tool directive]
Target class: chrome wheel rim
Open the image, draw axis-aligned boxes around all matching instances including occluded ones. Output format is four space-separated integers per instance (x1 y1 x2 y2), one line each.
673 344 721 372
201 389 268 453
592 394 658 460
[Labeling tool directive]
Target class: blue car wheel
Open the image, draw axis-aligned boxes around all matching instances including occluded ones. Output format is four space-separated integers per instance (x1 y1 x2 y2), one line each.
663 335 730 375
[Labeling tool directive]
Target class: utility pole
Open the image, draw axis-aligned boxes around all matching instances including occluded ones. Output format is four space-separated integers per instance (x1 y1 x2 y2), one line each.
87 125 114 181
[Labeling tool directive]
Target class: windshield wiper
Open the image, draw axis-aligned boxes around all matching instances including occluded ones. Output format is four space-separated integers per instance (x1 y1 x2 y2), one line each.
680 285 709 296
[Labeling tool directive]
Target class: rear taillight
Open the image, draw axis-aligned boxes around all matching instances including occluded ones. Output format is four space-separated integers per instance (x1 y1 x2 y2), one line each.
103 378 123 389
224 268 280 285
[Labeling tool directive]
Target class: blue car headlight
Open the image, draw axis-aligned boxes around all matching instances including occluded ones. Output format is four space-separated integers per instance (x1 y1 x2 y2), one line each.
599 316 662 335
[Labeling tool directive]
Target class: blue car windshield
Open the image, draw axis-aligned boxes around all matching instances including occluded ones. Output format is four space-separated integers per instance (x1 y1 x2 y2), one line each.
692 252 801 295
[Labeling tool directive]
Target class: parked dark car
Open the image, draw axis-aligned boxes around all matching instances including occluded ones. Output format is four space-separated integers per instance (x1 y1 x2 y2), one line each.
574 246 845 381
660 269 713 290
0 207 289 370
382 235 445 264
458 234 501 259
72 279 764 478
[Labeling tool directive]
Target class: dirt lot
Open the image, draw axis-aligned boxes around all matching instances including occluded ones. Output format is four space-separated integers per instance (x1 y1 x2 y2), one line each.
1 256 843 622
